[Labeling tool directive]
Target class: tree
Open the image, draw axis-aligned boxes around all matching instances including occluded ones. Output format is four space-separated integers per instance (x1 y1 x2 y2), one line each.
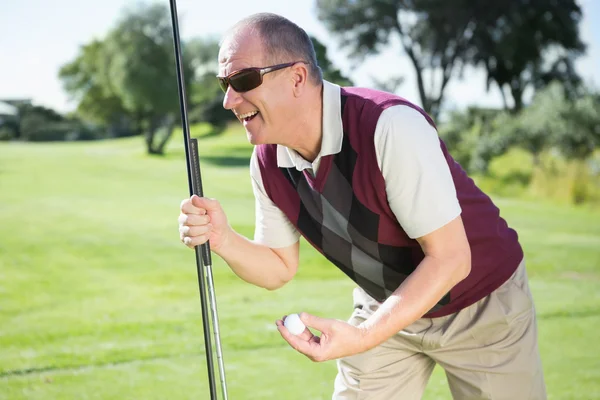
59 40 132 137
17 103 64 140
439 106 504 172
553 86 600 160
310 36 353 86
102 3 194 154
61 3 197 153
186 37 237 133
316 0 586 119
466 1 585 113
316 0 474 119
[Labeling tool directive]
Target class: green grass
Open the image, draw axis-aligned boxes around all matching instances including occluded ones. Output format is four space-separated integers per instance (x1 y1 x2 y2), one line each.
1 126 599 399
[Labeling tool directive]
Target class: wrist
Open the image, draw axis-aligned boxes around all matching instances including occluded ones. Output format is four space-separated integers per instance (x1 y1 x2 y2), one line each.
356 323 378 353
212 225 234 256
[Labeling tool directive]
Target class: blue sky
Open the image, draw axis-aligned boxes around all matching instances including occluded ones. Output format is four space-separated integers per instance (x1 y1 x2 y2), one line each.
1 0 598 114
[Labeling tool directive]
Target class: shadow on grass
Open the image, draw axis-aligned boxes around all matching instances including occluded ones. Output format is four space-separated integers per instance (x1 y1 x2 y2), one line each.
0 343 288 378
202 155 251 167
193 125 226 140
539 308 600 320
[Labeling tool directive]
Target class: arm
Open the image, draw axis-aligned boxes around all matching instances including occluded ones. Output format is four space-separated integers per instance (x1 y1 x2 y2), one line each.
179 149 301 290
276 216 470 361
360 104 471 348
359 216 471 349
215 228 299 291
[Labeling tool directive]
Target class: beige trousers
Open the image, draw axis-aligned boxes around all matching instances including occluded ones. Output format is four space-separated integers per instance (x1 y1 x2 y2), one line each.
333 260 546 399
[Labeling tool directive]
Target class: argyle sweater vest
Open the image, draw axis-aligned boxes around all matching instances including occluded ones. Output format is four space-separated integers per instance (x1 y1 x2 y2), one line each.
256 87 524 318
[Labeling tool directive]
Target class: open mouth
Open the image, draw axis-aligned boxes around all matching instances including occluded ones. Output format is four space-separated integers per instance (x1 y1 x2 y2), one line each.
238 111 259 123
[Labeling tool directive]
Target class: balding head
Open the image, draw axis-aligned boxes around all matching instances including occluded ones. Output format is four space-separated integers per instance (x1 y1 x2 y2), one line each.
221 13 323 86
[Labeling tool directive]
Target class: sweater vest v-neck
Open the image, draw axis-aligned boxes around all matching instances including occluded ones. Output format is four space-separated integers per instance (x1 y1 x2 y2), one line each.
256 87 523 318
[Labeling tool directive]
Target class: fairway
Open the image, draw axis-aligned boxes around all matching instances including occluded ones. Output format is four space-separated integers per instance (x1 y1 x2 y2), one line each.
1 127 599 400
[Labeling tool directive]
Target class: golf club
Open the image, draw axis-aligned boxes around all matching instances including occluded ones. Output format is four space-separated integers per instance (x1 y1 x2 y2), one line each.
168 0 228 399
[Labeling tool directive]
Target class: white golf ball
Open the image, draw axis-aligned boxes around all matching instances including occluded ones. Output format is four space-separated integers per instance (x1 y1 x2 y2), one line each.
284 313 306 336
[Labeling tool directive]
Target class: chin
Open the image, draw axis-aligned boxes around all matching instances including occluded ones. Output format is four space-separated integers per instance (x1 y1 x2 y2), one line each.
246 129 267 146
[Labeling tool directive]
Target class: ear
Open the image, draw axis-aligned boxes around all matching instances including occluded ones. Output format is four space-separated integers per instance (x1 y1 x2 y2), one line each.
290 62 309 97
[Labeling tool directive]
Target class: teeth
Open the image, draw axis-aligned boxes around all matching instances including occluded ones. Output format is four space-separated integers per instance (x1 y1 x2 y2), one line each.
239 111 258 119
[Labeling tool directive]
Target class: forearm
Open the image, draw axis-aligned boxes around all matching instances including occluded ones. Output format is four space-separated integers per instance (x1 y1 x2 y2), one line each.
359 254 470 350
214 230 298 290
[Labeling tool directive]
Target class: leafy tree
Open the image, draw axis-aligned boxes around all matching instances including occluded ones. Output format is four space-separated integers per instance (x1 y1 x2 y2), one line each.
466 1 585 112
102 3 194 154
18 104 64 141
15 104 99 142
504 82 598 164
310 36 353 86
439 107 503 172
552 86 600 160
442 82 600 174
316 0 474 119
186 37 236 133
316 0 586 119
59 40 132 137
60 3 198 153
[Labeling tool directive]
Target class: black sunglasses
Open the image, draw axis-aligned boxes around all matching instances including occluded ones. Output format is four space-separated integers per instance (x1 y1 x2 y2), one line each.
217 61 307 93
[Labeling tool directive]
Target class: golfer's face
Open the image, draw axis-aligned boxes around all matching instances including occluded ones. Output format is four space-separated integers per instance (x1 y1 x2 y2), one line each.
218 32 292 146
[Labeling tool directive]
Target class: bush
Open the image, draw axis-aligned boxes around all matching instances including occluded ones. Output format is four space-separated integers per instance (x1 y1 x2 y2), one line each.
474 147 600 206
472 148 533 198
24 121 102 142
528 153 600 206
0 125 16 141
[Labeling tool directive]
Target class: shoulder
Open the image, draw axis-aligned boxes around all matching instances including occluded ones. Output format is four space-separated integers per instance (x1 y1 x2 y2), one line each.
378 103 436 130
375 104 438 144
373 104 442 170
341 87 436 127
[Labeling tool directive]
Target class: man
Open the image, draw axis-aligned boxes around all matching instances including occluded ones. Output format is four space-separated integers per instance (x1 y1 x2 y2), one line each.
178 12 546 399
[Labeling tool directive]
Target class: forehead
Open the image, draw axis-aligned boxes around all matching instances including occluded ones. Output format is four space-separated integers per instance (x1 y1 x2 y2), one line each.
218 29 266 76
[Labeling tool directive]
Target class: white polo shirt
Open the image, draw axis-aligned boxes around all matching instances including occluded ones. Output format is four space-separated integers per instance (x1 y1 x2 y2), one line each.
249 80 461 248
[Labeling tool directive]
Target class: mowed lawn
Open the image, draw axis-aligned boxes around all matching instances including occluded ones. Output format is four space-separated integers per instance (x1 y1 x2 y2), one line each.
1 125 599 400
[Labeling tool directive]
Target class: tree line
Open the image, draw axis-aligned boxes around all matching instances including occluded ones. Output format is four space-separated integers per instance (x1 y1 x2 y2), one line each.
0 0 597 168
0 3 351 154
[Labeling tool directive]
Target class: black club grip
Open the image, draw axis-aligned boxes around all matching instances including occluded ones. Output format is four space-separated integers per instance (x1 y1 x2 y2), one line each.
190 138 213 267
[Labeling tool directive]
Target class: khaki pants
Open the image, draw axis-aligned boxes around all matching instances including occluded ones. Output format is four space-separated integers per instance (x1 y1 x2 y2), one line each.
333 260 546 400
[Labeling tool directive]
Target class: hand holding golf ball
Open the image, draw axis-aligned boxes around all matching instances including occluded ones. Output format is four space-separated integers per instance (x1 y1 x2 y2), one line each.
283 313 307 336
276 312 372 363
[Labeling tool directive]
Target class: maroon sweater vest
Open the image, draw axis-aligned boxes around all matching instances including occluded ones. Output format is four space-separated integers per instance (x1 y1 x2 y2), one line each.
256 87 523 318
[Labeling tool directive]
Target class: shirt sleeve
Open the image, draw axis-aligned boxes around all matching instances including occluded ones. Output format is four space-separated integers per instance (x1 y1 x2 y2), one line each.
374 105 462 239
249 148 301 248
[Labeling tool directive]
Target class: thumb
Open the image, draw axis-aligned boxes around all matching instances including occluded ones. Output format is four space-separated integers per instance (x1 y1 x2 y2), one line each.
191 195 220 211
299 312 330 333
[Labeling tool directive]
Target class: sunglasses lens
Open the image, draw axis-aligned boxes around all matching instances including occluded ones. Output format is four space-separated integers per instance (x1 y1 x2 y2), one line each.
230 70 262 92
218 78 228 93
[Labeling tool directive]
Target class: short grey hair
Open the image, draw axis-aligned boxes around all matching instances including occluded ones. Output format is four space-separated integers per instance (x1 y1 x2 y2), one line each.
223 13 323 85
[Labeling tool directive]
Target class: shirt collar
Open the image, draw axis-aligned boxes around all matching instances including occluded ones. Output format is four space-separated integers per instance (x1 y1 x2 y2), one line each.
276 80 343 170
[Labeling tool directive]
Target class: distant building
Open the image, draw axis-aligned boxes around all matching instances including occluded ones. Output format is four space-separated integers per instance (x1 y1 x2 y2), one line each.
0 101 18 117
0 98 32 108
0 99 28 139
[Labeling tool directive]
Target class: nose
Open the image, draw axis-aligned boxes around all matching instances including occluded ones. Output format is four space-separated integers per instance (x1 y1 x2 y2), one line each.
222 85 243 111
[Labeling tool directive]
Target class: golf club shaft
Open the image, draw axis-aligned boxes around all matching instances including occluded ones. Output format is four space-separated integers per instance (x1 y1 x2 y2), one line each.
206 263 228 400
191 140 229 400
168 0 224 398
189 141 218 400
